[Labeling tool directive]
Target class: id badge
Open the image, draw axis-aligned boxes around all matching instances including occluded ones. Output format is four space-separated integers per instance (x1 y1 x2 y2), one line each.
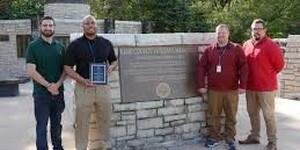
216 65 222 73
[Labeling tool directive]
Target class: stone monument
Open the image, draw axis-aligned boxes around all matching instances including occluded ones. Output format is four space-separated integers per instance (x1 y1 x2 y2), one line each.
44 0 90 20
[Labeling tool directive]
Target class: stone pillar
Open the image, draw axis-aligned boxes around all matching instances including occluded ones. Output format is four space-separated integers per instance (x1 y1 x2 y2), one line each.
44 0 90 20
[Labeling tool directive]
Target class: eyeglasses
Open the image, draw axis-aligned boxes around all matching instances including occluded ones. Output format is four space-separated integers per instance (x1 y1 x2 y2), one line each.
84 21 96 25
251 28 264 31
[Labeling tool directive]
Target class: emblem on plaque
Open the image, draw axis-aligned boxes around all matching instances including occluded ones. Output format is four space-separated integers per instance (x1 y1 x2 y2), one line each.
156 82 171 98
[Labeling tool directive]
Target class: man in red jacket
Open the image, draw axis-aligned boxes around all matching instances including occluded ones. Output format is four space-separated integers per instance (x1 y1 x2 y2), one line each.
238 19 284 150
198 24 248 150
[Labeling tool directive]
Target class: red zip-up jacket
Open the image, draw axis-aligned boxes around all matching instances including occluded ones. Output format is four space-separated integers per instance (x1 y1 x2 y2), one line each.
243 36 284 91
197 42 248 91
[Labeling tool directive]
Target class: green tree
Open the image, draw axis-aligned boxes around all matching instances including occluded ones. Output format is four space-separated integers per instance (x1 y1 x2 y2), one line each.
193 0 300 42
0 0 44 19
89 0 208 32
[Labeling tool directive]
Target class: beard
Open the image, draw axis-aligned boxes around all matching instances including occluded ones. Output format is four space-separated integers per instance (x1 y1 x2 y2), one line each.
253 33 261 41
85 32 96 37
84 28 97 37
41 30 55 37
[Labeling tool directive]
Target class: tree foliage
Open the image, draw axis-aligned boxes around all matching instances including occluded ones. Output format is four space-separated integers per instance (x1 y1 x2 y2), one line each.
1 0 300 42
0 0 44 19
195 0 300 42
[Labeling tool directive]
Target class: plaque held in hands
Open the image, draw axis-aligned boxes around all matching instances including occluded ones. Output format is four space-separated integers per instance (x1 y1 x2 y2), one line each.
90 63 107 85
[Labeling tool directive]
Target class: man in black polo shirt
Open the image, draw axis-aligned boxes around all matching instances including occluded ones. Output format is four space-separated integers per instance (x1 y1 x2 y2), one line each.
26 16 66 150
64 15 117 150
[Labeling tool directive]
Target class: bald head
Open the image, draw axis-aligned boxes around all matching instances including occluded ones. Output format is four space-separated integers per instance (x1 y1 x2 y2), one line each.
215 24 230 46
82 15 97 38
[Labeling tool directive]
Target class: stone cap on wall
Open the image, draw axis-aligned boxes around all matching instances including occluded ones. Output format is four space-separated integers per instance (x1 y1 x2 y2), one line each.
0 19 31 35
54 19 142 35
286 35 300 47
70 33 215 46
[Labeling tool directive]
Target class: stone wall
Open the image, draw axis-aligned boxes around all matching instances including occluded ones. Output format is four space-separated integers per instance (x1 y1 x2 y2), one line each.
0 19 141 78
0 20 31 77
44 3 91 20
70 33 215 150
54 19 141 36
280 35 300 99
45 3 142 35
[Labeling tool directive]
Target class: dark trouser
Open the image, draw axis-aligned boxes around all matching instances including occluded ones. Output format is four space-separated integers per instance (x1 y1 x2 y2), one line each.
207 90 238 142
33 92 65 150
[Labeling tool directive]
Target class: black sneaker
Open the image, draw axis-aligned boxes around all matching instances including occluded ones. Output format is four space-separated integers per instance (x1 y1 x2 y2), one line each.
205 138 219 148
227 141 237 150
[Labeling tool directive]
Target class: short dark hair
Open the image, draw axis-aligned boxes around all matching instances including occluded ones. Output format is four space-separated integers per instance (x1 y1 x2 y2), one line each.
252 19 266 28
39 16 55 25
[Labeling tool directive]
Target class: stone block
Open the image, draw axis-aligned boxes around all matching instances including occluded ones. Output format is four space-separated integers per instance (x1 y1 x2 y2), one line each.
136 100 164 109
127 138 146 147
187 103 207 112
121 114 136 121
182 132 200 140
163 123 170 127
181 33 215 45
127 125 136 135
135 34 182 46
115 21 142 34
170 120 185 126
116 135 135 141
185 97 203 104
175 123 201 133
187 112 206 122
111 126 127 138
155 127 174 136
164 114 186 122
137 117 163 129
111 113 121 122
165 135 182 141
111 88 121 100
158 106 185 116
113 103 137 111
137 129 155 138
101 34 136 46
116 120 135 126
164 99 184 106
44 3 90 20
137 109 157 119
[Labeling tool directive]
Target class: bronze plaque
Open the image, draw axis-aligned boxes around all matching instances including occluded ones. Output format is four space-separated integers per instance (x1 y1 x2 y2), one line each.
119 46 207 102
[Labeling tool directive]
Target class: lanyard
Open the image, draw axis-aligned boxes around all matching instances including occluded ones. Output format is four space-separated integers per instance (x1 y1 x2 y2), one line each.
218 47 226 65
88 40 96 63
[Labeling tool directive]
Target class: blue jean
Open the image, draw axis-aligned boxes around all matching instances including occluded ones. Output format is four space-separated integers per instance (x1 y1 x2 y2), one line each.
33 92 65 150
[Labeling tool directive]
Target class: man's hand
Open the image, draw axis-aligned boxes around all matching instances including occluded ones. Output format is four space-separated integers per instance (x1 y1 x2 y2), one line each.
107 65 114 74
198 88 207 94
47 83 59 95
82 79 96 88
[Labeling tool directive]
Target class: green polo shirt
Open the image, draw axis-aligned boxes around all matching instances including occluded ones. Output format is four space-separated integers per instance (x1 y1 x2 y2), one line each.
26 37 65 94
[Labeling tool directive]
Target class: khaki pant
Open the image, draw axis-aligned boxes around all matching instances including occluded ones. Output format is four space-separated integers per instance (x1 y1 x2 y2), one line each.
207 90 238 141
246 90 277 143
74 83 111 150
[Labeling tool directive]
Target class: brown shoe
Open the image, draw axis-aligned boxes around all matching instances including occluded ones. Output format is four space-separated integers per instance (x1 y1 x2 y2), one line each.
263 142 277 150
238 135 260 144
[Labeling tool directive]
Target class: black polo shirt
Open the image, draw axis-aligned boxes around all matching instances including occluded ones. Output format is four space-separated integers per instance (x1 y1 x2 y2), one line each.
65 35 117 79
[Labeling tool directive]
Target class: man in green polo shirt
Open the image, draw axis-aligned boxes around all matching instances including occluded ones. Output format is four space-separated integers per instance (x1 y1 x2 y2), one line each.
26 16 66 150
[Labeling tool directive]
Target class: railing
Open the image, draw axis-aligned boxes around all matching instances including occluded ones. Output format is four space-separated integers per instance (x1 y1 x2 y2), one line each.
16 35 70 58
16 35 31 58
